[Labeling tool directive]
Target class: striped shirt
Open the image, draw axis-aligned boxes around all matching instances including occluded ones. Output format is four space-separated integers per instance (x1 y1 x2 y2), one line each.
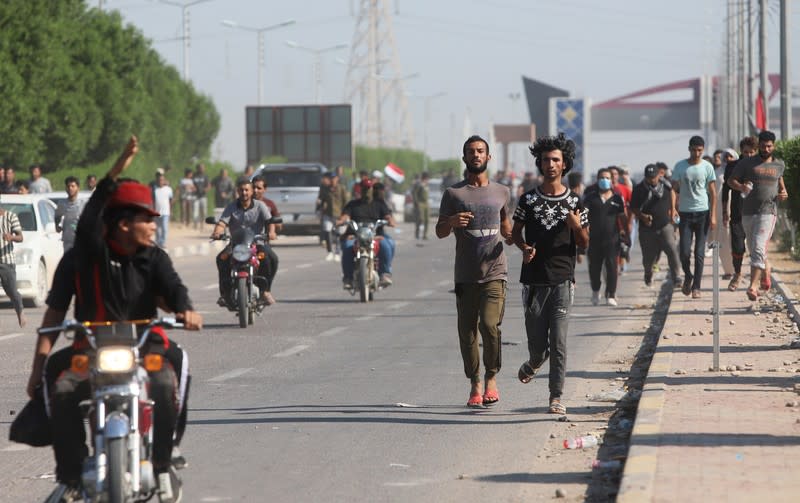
0 211 21 265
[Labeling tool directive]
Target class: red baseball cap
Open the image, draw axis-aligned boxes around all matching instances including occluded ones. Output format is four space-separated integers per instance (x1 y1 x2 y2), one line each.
107 181 160 216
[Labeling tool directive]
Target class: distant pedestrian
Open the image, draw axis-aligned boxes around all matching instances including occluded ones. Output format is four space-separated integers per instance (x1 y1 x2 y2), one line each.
179 168 196 227
0 201 25 327
213 168 234 208
672 135 717 299
1 168 18 194
153 173 173 248
54 176 86 252
192 163 210 229
630 164 681 286
85 174 97 192
728 130 788 301
413 172 430 239
584 167 627 306
711 149 735 278
512 133 588 415
437 135 512 408
721 136 757 291
15 180 29 194
28 164 52 194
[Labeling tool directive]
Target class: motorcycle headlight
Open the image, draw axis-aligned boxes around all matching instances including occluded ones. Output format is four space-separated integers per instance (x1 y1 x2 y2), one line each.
356 227 373 243
15 248 33 266
97 347 135 373
232 244 251 262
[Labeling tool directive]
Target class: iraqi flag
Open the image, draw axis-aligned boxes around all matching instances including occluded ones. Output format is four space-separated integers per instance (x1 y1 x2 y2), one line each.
384 163 405 183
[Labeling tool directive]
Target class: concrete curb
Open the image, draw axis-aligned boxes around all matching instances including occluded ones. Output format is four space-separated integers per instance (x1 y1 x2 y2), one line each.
618 271 799 502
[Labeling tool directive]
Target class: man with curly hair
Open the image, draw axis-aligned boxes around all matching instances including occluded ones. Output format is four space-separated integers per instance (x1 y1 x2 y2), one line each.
511 133 589 415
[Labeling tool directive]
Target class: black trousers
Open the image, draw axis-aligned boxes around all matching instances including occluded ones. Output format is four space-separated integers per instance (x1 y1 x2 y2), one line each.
730 220 746 273
588 239 619 297
44 340 187 483
0 262 23 314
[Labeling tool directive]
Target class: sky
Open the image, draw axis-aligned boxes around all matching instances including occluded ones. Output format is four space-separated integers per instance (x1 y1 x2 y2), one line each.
108 0 800 179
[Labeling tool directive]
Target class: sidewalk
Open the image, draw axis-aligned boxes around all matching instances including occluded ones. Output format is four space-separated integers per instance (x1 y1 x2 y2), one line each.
618 266 800 502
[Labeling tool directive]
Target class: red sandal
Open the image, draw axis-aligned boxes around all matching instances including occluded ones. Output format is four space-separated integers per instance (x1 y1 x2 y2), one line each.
482 389 499 406
467 392 484 408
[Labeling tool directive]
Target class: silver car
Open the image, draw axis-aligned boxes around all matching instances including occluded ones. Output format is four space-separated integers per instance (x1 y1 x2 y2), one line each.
254 163 327 236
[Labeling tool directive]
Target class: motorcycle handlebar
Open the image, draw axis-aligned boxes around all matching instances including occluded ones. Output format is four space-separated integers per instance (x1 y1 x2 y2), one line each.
37 317 185 348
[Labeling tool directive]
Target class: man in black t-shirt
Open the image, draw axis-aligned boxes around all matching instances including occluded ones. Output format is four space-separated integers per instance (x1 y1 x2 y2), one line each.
584 167 627 305
192 163 210 230
511 133 588 416
630 164 681 287
721 137 756 291
337 179 396 289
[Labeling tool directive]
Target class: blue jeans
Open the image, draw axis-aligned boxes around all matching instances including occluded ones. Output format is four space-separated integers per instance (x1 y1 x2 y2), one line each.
341 234 395 280
156 215 170 247
678 211 709 290
523 280 573 399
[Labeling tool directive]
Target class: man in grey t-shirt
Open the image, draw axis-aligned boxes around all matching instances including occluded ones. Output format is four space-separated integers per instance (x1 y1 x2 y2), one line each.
727 130 789 300
54 176 86 252
437 135 512 408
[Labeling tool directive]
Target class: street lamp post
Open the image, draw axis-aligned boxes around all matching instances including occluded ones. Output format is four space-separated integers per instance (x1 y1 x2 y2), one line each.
222 19 296 104
156 0 214 81
285 41 348 104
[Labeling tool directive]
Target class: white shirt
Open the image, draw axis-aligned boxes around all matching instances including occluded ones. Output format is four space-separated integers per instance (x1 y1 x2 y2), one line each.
154 186 173 216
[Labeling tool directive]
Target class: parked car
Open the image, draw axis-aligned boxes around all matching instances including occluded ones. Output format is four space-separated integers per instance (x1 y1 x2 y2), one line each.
403 177 443 221
0 194 63 307
253 163 327 235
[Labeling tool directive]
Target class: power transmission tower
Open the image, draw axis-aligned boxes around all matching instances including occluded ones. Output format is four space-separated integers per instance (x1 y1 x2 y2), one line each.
344 0 414 148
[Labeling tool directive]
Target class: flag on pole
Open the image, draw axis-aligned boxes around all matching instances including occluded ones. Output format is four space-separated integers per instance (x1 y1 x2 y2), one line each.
384 163 405 183
755 89 766 131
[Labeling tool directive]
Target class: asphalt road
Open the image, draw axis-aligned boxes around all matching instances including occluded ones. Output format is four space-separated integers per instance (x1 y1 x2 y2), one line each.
0 223 657 502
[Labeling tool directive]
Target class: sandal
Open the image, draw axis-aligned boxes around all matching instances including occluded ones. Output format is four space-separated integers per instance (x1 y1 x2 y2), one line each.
727 274 741 292
518 361 538 384
467 392 484 408
746 288 758 301
548 398 567 415
482 389 499 406
760 277 771 291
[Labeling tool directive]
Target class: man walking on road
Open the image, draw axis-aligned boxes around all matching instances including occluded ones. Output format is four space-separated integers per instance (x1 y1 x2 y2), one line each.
512 133 588 415
630 164 681 287
413 172 430 240
54 176 86 252
583 167 627 306
672 135 717 299
728 130 789 301
0 200 25 327
28 164 52 194
437 135 512 408
721 137 757 291
153 173 173 248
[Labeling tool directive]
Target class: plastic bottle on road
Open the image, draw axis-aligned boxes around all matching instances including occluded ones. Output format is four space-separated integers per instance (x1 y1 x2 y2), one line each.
563 435 598 449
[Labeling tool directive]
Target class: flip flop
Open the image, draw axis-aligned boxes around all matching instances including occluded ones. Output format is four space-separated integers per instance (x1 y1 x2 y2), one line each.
746 288 758 301
548 398 567 415
482 389 499 406
467 392 484 408
518 361 537 384
760 277 771 291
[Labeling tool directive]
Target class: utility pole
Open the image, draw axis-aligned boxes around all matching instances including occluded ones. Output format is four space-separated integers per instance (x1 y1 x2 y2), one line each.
759 0 768 130
780 0 791 139
345 0 415 148
158 0 214 82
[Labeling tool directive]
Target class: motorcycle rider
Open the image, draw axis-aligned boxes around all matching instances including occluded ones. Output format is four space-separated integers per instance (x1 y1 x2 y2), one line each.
25 136 203 502
252 174 280 304
212 178 275 305
336 179 396 289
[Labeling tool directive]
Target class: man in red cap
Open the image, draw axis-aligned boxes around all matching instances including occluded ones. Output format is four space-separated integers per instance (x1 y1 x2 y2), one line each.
26 136 202 502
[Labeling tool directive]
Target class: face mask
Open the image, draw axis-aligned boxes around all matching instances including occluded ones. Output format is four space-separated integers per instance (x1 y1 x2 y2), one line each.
598 179 612 191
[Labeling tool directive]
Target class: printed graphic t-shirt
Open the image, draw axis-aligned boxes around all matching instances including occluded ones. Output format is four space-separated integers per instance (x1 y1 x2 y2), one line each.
731 156 786 216
439 180 509 284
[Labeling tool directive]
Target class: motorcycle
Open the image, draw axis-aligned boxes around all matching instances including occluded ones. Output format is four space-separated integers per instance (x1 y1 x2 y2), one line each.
213 227 267 328
346 219 388 303
40 317 184 503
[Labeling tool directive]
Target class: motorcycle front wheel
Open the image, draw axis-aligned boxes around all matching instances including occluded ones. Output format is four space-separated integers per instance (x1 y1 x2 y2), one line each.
358 257 370 303
237 277 248 328
106 437 128 503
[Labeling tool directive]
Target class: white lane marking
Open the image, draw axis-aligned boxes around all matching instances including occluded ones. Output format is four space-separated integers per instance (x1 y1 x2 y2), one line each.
202 283 218 290
389 463 411 468
2 444 30 451
570 313 591 318
0 332 24 342
355 315 376 322
383 478 437 487
318 327 347 337
295 263 313 269
437 280 451 287
207 368 253 382
200 498 234 502
387 302 409 310
415 290 433 298
273 344 310 358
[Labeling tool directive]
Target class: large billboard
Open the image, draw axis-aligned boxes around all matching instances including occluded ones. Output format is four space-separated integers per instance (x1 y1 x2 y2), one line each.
246 104 352 169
